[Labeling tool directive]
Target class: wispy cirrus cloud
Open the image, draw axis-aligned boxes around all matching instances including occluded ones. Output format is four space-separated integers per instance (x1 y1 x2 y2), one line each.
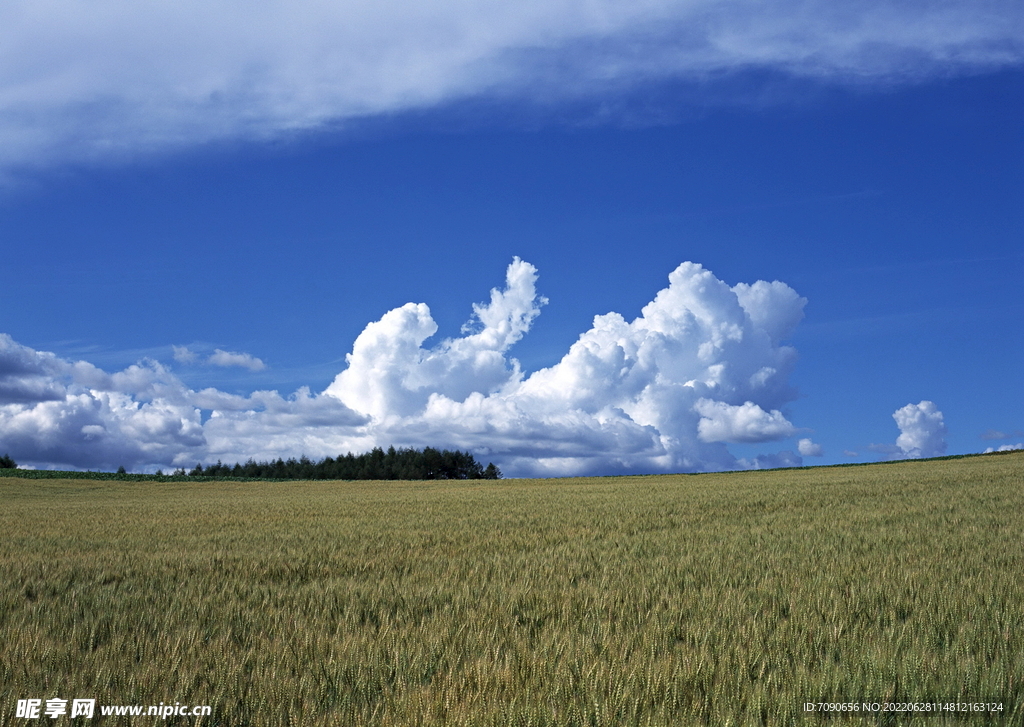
1 0 1021 172
980 428 1024 441
208 349 266 372
171 346 198 364
173 345 266 371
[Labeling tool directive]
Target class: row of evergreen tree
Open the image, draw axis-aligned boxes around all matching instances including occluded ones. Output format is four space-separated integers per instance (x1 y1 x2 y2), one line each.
168 447 501 481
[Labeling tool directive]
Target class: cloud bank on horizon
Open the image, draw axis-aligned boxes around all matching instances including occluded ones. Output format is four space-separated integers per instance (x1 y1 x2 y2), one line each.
1 0 1022 172
0 259 815 476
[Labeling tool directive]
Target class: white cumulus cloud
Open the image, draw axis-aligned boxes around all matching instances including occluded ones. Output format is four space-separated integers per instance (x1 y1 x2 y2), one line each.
326 258 806 475
0 336 364 471
893 400 948 458
694 400 797 444
797 438 823 456
0 258 810 475
1 0 1021 172
325 257 543 419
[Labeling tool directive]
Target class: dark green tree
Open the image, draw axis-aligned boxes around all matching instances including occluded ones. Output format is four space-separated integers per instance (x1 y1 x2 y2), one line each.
173 447 495 481
0 453 16 469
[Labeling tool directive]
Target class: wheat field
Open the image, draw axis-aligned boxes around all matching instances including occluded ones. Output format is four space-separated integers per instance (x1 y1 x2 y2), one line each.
1 452 1022 725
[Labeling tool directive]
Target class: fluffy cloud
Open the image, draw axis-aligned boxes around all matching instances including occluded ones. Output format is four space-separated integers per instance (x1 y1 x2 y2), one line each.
0 259 809 475
893 400 947 458
321 259 806 475
0 334 68 404
0 351 206 470
695 400 797 444
325 258 543 420
797 438 823 457
0 335 365 471
1 0 1021 172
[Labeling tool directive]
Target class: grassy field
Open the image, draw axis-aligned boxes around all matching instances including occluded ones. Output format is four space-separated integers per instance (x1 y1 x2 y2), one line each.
1 452 1022 725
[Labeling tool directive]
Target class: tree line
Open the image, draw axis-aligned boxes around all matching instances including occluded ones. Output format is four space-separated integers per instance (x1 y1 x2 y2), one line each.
169 447 501 480
0 447 501 481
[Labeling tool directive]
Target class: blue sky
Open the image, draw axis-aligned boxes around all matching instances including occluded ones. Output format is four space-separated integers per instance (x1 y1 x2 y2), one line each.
0 0 1021 475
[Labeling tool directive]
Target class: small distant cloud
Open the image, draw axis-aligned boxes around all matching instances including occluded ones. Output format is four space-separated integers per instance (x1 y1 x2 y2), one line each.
797 438 823 457
174 345 266 371
843 450 859 457
985 443 1023 453
894 401 947 459
172 345 198 364
980 428 1023 441
870 400 948 460
208 349 266 371
81 424 105 439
